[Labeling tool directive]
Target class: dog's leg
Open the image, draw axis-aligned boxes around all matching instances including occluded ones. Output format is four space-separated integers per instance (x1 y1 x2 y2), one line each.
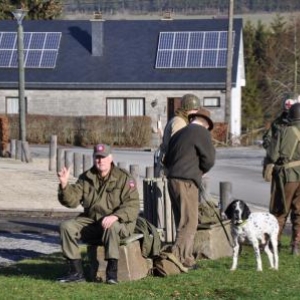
264 243 275 269
230 237 239 271
252 239 263 271
270 235 279 270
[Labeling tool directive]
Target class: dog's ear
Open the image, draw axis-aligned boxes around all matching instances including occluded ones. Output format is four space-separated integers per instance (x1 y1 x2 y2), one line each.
224 203 234 220
242 203 251 220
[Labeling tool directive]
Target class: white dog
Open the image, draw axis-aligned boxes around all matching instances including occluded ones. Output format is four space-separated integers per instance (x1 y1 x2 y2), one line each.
224 199 279 271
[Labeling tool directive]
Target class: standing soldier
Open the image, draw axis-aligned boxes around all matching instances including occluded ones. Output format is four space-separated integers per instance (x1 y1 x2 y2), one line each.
268 103 300 255
262 98 295 181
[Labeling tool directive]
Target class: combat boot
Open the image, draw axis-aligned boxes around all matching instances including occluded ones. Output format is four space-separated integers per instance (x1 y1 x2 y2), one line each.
106 259 118 284
57 259 85 283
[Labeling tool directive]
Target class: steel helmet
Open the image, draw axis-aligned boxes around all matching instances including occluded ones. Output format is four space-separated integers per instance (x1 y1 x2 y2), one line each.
181 94 201 111
288 103 300 121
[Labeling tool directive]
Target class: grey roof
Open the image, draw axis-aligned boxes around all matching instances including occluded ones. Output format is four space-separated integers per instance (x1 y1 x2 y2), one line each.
0 18 243 90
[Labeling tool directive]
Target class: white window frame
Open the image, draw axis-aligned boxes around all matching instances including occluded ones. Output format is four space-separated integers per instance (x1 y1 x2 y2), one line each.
107 98 145 116
6 96 28 114
203 97 220 107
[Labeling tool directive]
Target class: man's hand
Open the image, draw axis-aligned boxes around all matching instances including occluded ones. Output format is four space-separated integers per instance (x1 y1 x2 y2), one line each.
102 215 119 229
57 166 71 189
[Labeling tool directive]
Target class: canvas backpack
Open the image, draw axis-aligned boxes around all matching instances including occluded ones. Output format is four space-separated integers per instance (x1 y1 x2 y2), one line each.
134 216 161 258
152 251 189 277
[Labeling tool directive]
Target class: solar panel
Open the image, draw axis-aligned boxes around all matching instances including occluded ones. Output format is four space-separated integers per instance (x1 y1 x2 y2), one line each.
0 32 61 68
155 31 235 69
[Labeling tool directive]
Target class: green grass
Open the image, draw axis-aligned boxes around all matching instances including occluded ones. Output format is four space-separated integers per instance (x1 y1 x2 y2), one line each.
1 236 300 300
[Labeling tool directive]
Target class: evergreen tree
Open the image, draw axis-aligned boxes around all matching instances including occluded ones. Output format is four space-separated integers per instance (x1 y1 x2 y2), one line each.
242 21 264 131
0 0 62 20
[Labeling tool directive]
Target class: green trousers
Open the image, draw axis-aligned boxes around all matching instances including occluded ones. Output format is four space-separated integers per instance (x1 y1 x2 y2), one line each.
59 216 132 260
271 181 300 244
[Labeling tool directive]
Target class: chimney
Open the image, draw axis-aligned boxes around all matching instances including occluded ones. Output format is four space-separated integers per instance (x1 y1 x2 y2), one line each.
90 11 105 57
161 10 173 21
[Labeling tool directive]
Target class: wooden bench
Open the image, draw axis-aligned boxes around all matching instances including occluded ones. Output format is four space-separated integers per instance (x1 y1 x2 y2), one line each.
87 233 152 282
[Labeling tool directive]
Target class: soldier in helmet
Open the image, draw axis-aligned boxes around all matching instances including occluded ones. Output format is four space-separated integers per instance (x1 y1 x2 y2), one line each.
268 102 300 255
155 94 201 176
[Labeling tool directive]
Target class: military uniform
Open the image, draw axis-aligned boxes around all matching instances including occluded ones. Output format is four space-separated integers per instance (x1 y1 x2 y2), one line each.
268 103 300 253
58 164 140 261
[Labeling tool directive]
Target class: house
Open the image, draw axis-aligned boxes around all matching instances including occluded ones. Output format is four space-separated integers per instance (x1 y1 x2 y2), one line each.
0 16 245 146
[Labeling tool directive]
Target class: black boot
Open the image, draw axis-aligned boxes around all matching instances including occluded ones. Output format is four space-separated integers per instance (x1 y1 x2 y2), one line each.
106 259 118 284
57 259 85 283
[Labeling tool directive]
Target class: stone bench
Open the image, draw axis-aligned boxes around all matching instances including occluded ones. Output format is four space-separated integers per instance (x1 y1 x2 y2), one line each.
87 233 152 282
193 220 233 260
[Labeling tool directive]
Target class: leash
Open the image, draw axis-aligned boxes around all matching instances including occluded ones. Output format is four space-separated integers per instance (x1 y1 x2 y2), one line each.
199 182 234 248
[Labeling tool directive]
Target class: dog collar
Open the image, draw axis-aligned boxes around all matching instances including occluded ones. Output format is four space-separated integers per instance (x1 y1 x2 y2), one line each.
235 220 247 226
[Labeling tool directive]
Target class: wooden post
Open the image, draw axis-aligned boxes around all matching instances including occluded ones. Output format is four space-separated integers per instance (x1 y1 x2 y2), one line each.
57 148 65 172
219 181 233 213
118 162 127 170
10 139 16 158
16 140 22 160
65 150 74 170
146 166 154 179
129 164 139 180
74 152 82 178
49 135 57 171
83 154 92 172
164 177 174 243
156 178 165 230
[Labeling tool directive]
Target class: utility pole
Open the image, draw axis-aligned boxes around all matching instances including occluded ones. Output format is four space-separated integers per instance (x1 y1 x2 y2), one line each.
12 8 27 142
225 0 234 139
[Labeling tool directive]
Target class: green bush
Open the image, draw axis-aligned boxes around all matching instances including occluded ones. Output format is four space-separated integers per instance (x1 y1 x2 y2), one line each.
6 115 152 147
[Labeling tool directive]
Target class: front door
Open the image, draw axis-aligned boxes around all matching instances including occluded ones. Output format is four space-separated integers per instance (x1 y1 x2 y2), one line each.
167 97 181 122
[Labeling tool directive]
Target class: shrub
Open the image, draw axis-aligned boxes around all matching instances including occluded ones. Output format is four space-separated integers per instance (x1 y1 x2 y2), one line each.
6 115 152 148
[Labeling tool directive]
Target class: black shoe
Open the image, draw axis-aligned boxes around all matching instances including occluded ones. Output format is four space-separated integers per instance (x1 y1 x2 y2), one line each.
106 259 118 284
58 272 86 283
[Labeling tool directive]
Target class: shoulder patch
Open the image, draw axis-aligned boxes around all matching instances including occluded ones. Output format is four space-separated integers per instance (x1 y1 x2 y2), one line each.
129 179 136 189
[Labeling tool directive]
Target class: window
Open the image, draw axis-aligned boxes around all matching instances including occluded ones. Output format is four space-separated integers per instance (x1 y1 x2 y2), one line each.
203 97 220 107
107 98 145 116
6 97 27 114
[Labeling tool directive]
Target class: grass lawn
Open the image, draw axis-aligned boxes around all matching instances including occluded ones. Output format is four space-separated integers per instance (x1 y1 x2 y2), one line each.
1 236 300 300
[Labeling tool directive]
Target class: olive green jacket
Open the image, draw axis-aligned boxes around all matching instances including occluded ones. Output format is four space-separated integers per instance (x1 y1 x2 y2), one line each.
58 164 140 224
268 122 300 182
